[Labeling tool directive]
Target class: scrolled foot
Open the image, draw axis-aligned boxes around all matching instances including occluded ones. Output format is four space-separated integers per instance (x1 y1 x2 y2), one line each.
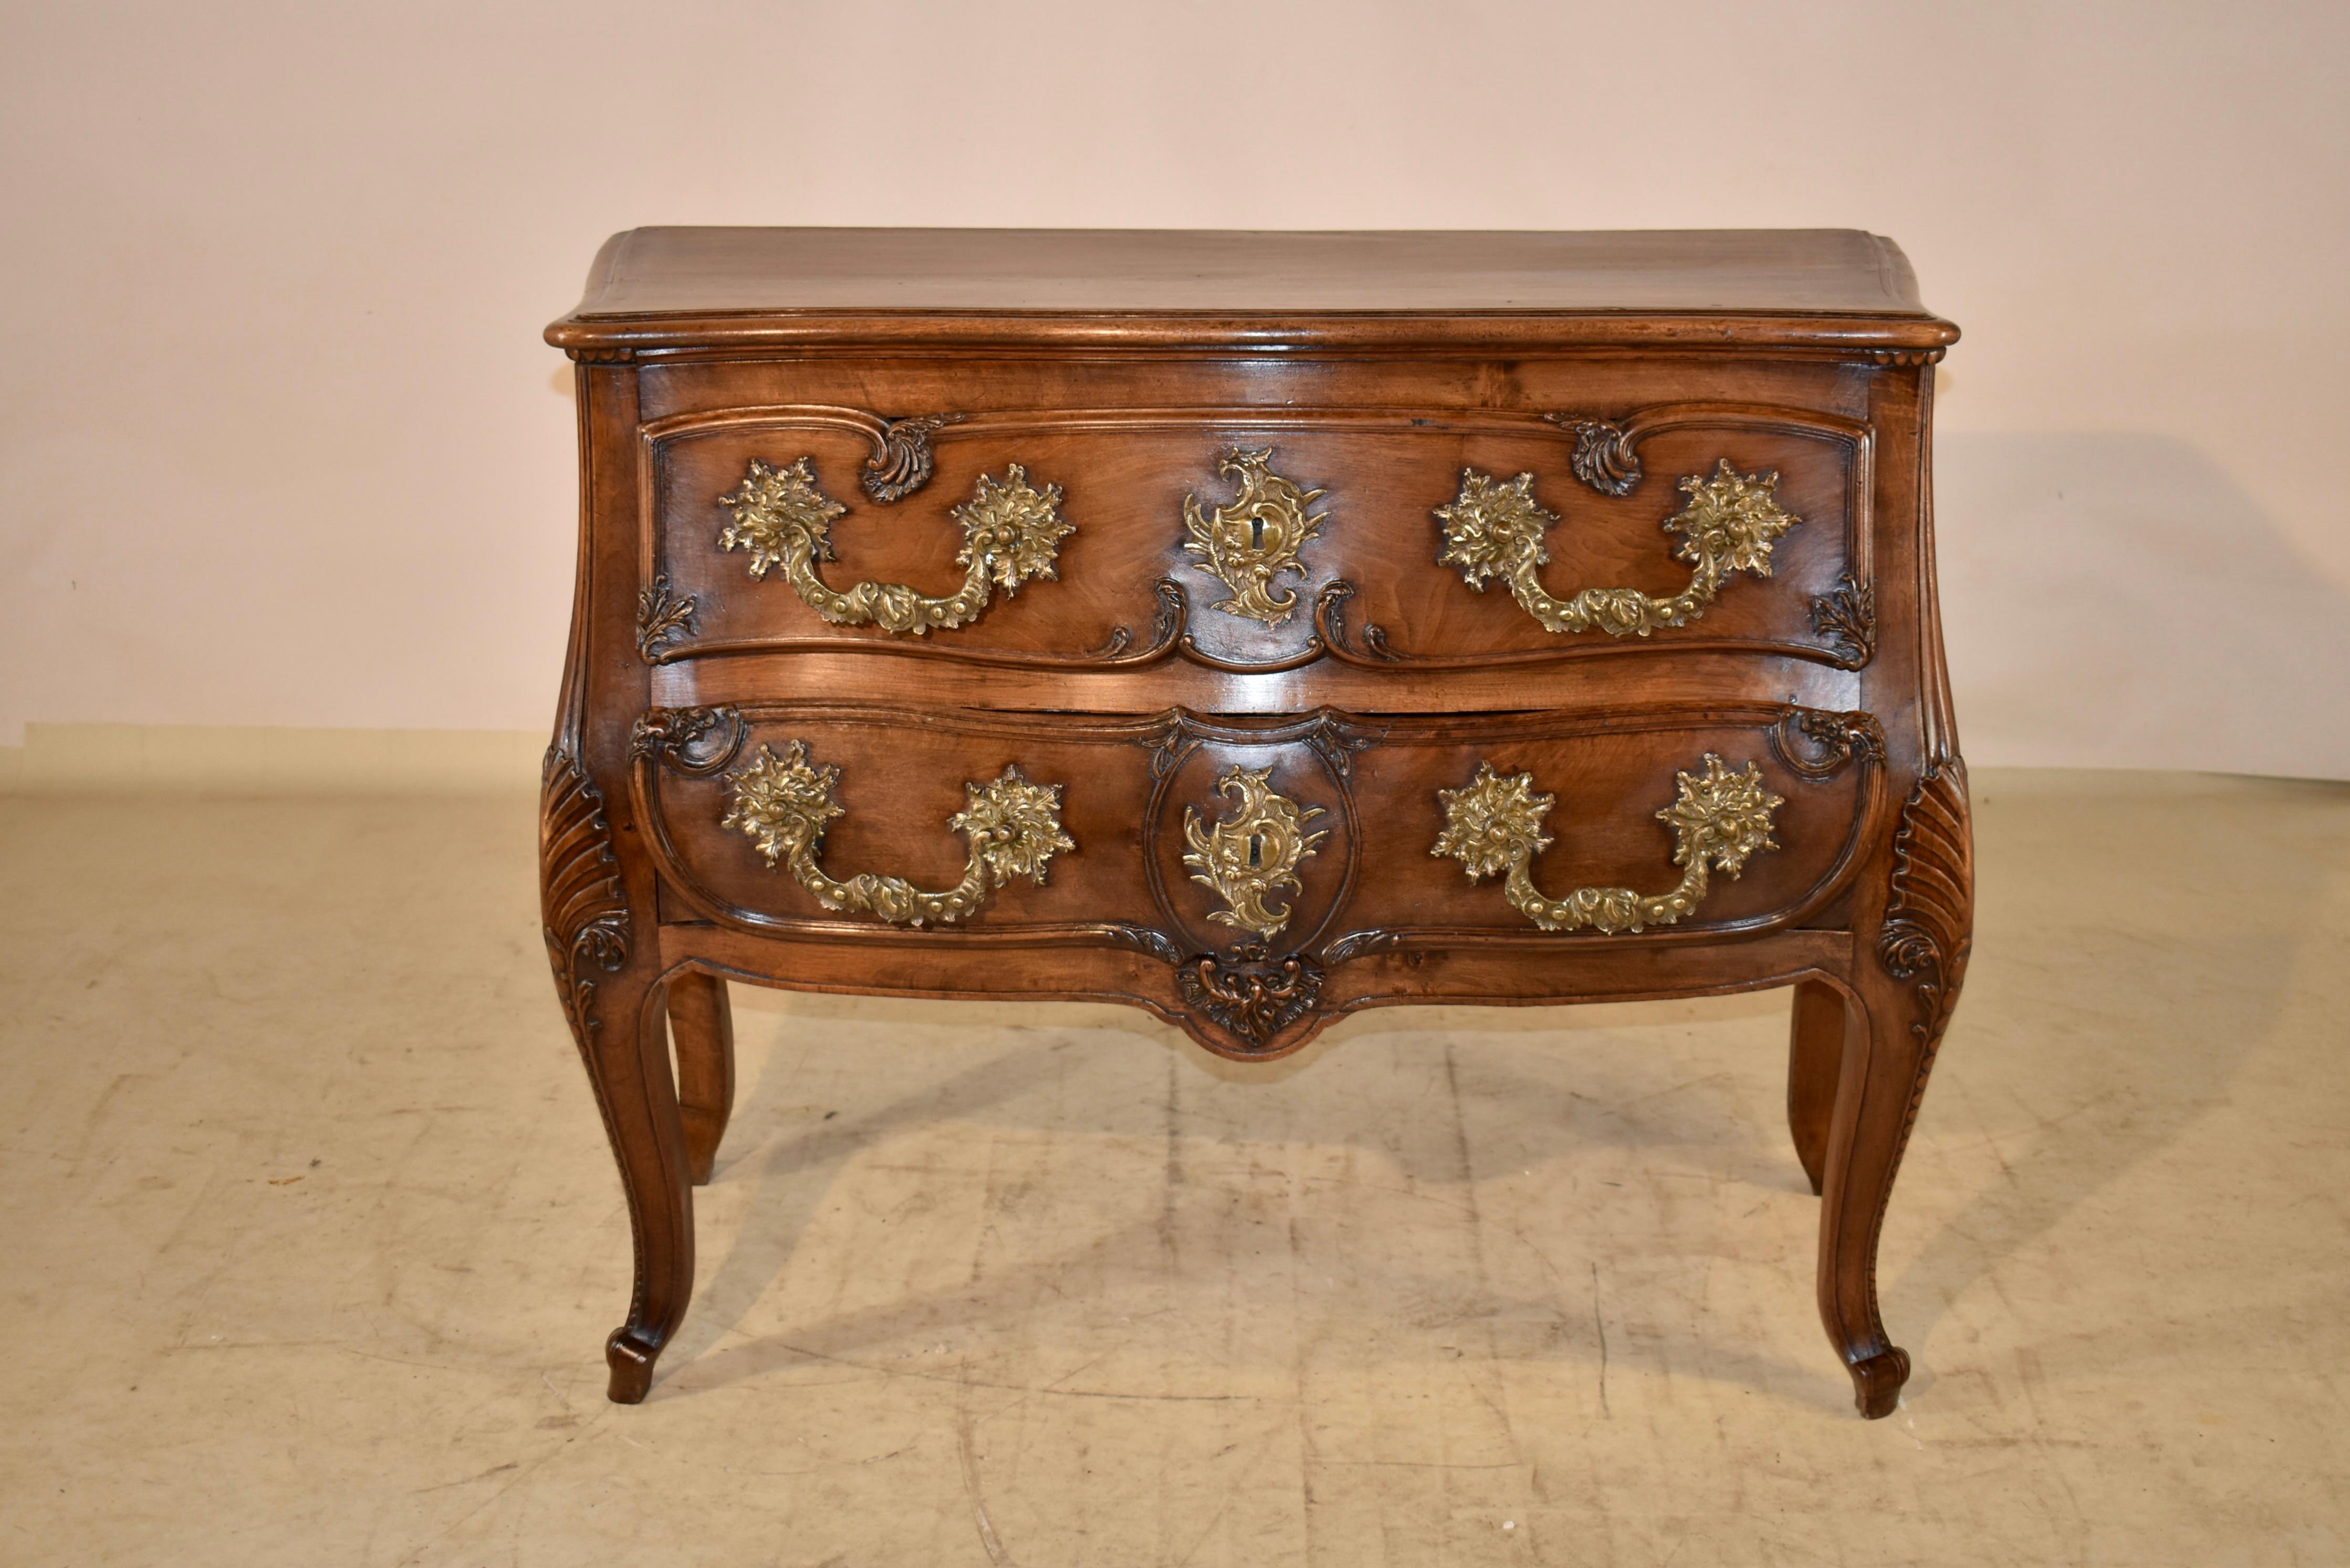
1848 1347 1911 1419
605 1330 660 1404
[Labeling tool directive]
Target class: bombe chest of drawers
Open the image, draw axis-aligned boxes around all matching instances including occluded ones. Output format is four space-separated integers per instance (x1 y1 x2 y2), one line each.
541 227 1970 1417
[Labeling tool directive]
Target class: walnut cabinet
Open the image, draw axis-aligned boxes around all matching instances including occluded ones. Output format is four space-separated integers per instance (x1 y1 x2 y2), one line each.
541 227 1970 1416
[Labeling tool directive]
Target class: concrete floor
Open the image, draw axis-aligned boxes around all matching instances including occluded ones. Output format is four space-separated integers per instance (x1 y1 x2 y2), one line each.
3 768 2346 1566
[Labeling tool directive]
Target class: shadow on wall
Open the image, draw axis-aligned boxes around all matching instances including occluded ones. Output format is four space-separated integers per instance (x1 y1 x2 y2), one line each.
1937 431 2349 780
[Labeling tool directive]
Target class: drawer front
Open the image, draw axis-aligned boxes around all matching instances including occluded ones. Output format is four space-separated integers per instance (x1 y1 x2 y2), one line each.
630 700 1888 1049
635 405 1875 676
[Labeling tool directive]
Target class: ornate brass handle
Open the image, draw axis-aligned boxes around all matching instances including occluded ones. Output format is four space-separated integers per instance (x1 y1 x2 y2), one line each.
720 740 1075 926
718 457 1074 635
1436 460 1799 637
1433 754 1783 932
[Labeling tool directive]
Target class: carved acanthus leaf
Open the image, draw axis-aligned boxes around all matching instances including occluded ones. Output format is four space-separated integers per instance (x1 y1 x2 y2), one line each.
1811 573 1876 669
635 575 698 663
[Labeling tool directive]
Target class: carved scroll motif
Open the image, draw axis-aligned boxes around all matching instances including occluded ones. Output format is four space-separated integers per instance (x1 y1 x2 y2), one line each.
718 457 1074 636
1434 754 1783 933
1182 765 1329 940
1182 448 1330 625
1436 461 1801 639
541 750 631 1039
719 740 1074 927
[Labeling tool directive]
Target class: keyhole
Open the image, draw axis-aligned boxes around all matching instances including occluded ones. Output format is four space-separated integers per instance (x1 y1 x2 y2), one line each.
1247 833 1265 869
1249 516 1267 550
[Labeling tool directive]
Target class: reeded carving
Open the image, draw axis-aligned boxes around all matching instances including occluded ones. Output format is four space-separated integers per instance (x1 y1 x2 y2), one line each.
1438 461 1800 639
1182 447 1329 625
1546 414 1643 496
1179 943 1324 1051
862 413 961 503
1811 572 1876 668
720 740 1074 926
540 750 631 1039
1877 762 1974 1043
1434 754 1783 933
634 575 699 663
718 457 1074 635
1182 765 1328 941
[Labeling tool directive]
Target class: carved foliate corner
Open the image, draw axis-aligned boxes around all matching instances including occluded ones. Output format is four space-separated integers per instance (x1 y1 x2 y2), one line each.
635 575 698 663
1179 943 1325 1053
541 750 632 1041
1811 573 1876 669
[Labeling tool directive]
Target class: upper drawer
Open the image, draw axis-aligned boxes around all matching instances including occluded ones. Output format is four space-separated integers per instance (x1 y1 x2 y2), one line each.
634 404 1877 675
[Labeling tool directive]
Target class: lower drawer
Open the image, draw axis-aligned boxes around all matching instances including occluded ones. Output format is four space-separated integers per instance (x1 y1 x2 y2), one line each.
629 701 1887 977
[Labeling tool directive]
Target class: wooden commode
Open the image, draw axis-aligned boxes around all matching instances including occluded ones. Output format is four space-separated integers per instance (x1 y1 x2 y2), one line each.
541 227 1971 1416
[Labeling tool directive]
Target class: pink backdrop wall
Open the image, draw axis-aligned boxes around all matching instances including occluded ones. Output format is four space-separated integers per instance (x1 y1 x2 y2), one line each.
4 1 2344 776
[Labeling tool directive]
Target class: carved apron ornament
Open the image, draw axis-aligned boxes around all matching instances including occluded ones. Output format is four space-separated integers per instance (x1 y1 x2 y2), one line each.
1181 765 1328 940
1182 447 1329 625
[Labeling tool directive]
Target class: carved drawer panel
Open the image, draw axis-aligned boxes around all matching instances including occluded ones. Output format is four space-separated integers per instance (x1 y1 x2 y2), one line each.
636 405 1874 676
630 701 1886 1049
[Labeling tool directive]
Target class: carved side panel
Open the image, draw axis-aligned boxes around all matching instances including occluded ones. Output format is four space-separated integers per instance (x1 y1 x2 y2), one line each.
542 749 632 1041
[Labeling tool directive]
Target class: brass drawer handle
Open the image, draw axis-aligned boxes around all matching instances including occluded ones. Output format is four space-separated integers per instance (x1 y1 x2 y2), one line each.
1437 461 1798 636
720 739 1075 926
1434 754 1782 932
718 457 1074 635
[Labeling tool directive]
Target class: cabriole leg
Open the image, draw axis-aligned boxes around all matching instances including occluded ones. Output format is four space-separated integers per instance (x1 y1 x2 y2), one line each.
543 748 697 1404
556 966 696 1404
1812 759 1972 1416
